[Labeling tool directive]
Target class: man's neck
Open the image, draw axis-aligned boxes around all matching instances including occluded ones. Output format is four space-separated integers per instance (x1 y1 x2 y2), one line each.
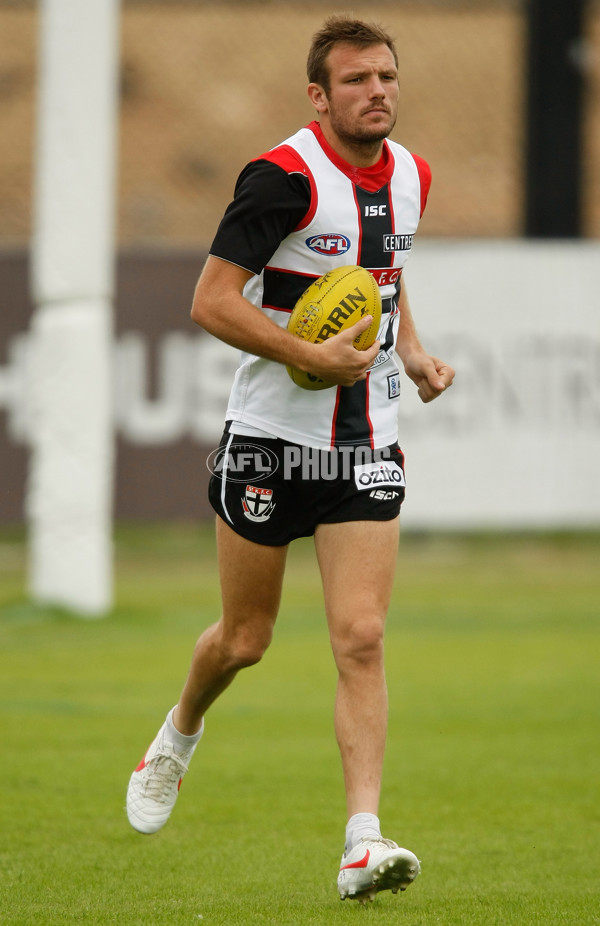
318 121 385 168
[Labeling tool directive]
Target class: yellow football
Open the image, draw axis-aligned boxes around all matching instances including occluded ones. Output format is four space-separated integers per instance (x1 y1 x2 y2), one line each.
286 265 382 390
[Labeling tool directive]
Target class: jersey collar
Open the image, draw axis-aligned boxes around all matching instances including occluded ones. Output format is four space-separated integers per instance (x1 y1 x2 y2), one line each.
308 120 394 192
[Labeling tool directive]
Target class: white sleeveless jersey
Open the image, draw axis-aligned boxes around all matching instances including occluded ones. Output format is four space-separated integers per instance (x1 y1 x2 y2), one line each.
213 122 430 449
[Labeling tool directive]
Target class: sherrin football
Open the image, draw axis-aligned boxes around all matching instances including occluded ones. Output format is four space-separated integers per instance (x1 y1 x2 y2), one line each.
286 265 382 390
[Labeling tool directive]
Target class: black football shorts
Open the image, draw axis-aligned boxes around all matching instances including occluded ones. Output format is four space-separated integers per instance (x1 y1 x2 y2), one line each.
207 426 406 546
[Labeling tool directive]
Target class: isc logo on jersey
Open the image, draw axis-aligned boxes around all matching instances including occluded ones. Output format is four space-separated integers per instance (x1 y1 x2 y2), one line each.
306 234 351 256
354 460 406 491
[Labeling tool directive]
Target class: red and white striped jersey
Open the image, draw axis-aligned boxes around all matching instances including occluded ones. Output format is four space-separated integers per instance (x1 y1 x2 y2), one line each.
209 121 430 449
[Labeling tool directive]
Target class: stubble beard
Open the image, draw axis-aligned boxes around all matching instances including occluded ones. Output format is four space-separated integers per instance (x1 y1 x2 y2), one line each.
328 107 397 161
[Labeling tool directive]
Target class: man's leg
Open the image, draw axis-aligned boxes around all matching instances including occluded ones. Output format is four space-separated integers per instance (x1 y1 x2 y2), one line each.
174 516 289 733
314 518 399 818
314 517 420 901
127 516 288 832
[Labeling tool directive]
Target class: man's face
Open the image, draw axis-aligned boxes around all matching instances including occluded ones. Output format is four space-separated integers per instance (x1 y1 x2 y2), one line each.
320 42 399 148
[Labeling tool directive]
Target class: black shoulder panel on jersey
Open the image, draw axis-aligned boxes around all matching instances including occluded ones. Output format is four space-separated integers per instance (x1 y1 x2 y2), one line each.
209 160 312 275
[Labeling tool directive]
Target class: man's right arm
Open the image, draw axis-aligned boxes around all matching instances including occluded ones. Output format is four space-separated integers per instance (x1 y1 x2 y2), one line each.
190 255 378 387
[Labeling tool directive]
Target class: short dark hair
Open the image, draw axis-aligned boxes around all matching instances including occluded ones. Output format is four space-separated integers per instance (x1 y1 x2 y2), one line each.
307 16 398 93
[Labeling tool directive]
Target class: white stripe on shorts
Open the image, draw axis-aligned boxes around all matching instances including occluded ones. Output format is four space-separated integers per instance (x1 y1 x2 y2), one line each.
220 431 235 524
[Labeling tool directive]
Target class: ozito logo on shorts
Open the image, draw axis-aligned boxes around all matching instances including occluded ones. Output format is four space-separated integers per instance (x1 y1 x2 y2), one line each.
206 442 279 483
353 460 406 492
306 233 351 256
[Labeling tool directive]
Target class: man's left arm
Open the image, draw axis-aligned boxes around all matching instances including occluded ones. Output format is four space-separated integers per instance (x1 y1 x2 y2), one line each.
395 277 455 404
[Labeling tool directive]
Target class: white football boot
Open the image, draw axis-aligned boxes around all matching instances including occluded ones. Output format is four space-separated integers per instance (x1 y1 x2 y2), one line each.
337 837 421 903
126 718 199 834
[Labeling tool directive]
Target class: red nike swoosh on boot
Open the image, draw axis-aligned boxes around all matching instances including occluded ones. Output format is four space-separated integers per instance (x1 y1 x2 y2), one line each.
340 849 370 871
135 756 146 772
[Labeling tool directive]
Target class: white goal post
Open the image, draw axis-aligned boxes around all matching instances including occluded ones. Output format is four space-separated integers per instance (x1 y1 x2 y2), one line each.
28 0 121 615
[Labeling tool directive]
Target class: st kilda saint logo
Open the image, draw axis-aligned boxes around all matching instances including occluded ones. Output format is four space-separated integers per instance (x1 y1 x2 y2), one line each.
242 485 276 523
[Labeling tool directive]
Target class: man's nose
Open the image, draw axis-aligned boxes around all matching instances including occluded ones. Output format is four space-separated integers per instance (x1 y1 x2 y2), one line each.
368 76 386 97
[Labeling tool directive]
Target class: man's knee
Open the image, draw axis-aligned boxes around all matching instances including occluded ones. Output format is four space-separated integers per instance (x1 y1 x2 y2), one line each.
331 618 385 668
215 619 274 670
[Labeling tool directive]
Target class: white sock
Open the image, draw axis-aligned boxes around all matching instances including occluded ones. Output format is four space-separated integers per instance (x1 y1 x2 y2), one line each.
165 706 204 751
345 813 382 853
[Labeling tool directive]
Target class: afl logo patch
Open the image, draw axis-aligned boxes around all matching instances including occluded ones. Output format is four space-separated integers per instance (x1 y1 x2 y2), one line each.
306 234 351 256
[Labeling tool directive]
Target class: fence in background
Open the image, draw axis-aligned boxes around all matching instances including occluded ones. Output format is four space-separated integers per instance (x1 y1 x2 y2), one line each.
2 0 600 245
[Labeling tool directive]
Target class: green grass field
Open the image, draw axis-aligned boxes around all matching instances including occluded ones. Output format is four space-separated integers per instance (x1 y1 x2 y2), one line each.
1 525 599 926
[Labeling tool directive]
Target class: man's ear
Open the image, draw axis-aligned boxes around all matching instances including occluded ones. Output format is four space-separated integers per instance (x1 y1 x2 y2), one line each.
307 83 328 114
